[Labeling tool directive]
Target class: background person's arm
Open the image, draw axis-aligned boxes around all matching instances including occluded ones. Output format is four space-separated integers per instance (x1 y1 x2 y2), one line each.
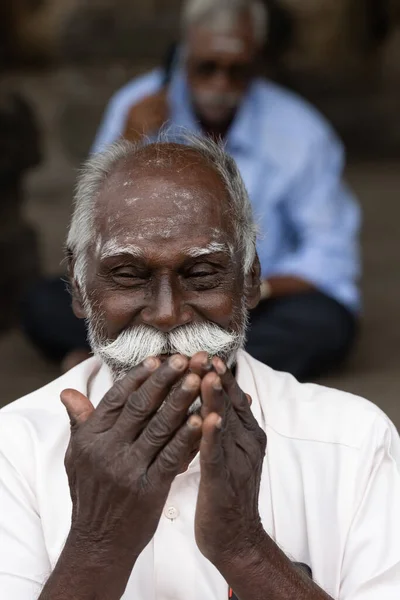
91 69 164 154
260 276 315 300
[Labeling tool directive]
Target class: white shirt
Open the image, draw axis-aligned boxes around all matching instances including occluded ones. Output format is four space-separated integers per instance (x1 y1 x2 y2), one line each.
1 351 400 599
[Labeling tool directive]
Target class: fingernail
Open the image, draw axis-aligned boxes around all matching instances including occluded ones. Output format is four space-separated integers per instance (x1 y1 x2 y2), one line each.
182 374 199 391
170 355 186 370
215 417 223 429
143 357 158 370
200 357 212 371
213 358 227 375
188 415 202 429
213 377 222 391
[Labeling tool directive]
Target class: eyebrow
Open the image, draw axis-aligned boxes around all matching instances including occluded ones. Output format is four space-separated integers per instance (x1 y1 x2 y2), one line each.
100 241 144 261
184 243 233 258
99 241 233 262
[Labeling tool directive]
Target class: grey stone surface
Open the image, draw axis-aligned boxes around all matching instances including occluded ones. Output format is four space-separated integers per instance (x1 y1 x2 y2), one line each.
60 6 179 63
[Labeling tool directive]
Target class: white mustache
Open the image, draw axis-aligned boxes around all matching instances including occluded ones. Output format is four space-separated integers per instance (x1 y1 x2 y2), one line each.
194 90 241 110
90 322 242 375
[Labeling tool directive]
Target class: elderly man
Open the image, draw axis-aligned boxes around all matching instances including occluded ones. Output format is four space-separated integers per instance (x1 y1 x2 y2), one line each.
22 0 360 380
1 139 399 600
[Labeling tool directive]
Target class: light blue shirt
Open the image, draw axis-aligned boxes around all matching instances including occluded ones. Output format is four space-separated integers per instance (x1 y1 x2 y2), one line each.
92 67 361 312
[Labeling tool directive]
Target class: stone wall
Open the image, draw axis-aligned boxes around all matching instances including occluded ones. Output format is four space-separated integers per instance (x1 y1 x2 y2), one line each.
3 1 399 74
1 0 182 64
2 0 400 197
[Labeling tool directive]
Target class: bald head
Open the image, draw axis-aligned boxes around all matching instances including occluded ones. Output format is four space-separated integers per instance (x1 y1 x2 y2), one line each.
67 136 257 290
97 142 231 204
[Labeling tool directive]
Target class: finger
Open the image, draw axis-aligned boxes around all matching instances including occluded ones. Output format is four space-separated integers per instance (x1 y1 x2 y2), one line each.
61 389 95 430
115 355 189 441
148 415 203 484
199 413 224 479
188 351 213 378
90 358 160 432
212 357 258 430
200 371 226 421
134 373 201 463
245 394 253 407
200 373 242 450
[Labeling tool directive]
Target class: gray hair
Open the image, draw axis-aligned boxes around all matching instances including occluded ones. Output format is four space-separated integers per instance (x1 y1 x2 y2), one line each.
182 0 268 46
66 134 258 289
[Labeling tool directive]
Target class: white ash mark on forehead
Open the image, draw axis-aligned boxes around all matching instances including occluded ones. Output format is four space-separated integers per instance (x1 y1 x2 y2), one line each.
185 242 233 258
106 210 125 232
134 215 189 241
171 189 197 212
210 227 224 238
125 197 140 207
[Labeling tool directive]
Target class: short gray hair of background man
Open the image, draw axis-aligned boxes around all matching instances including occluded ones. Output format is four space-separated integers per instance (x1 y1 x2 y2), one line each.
182 0 269 46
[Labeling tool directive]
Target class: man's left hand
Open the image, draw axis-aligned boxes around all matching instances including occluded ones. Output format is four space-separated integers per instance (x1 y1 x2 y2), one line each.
190 354 267 572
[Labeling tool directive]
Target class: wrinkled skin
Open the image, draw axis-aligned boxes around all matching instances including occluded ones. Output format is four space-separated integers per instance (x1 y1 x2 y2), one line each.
42 147 329 600
61 349 267 577
191 354 267 567
41 145 266 599
63 356 202 563
67 147 263 568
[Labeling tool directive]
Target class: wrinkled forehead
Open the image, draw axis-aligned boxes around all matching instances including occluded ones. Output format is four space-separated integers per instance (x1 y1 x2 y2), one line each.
94 158 236 252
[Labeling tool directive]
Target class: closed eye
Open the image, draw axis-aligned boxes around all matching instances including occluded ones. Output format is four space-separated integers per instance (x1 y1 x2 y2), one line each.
111 269 148 287
189 270 215 278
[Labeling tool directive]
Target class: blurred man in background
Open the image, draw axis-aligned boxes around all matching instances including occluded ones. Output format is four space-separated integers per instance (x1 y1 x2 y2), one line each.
22 0 361 381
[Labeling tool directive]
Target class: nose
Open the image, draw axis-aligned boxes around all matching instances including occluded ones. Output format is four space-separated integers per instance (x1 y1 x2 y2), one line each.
140 278 191 333
210 70 231 93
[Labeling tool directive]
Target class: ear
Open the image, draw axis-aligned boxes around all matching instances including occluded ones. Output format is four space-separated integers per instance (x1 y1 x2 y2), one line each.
67 256 86 320
71 283 86 319
244 254 261 310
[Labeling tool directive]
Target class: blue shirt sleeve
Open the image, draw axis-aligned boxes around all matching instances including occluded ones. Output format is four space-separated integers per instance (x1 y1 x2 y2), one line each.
91 92 132 154
267 131 361 310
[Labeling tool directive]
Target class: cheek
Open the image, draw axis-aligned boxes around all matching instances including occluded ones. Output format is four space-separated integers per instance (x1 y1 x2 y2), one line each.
90 289 141 338
194 290 241 330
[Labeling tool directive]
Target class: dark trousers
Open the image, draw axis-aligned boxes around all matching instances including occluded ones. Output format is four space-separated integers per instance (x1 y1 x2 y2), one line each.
21 278 357 380
246 292 356 380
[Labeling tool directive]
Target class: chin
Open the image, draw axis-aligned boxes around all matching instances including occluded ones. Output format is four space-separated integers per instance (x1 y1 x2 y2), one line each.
200 110 233 127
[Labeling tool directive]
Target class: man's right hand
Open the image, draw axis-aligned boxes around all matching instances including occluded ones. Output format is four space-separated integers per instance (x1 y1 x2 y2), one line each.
57 355 202 595
122 89 168 143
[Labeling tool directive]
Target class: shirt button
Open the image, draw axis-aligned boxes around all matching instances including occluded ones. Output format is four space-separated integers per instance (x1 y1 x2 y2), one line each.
164 506 180 520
